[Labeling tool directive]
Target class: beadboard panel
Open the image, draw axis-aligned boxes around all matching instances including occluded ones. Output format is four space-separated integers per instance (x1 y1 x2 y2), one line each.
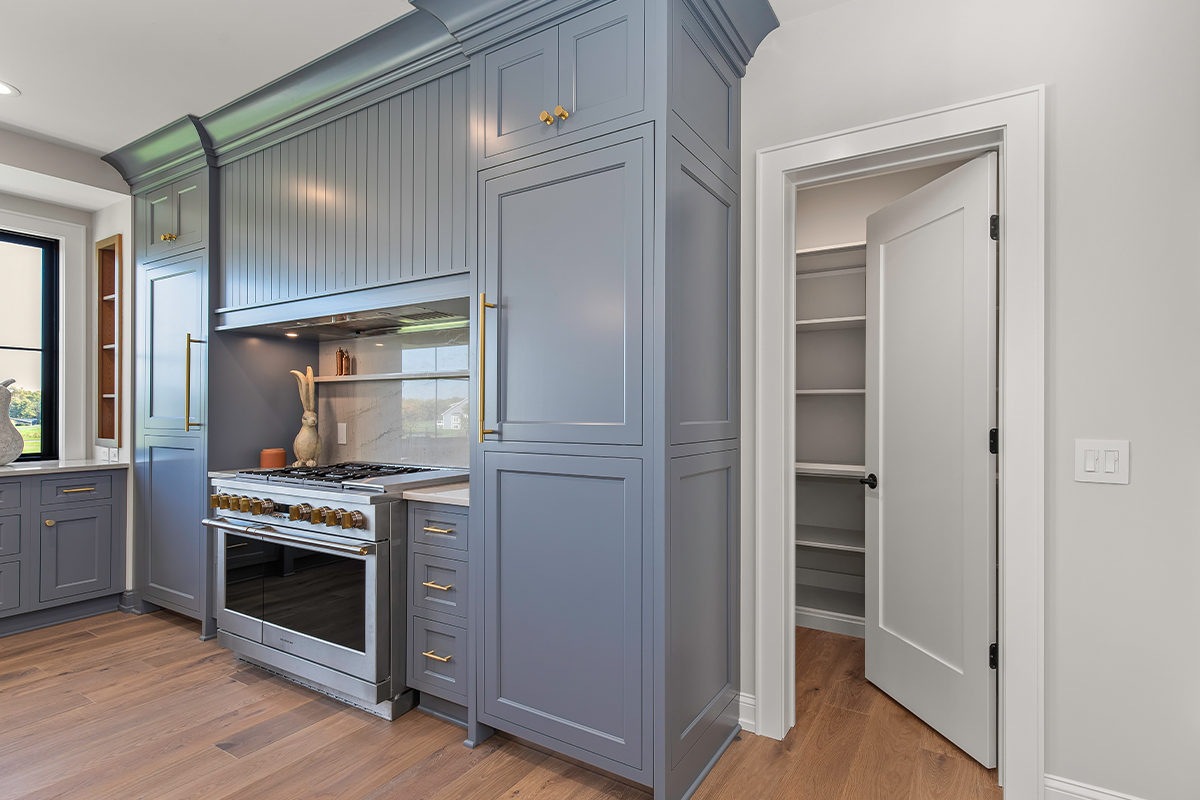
220 68 470 311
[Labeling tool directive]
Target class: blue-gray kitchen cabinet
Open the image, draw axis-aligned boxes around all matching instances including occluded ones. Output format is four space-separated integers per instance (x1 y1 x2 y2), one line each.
480 451 646 773
480 129 652 446
139 434 207 617
140 252 206 435
38 504 114 602
143 173 207 263
482 0 645 161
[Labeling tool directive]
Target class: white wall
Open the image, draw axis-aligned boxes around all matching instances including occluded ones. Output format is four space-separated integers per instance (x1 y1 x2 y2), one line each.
741 1 1200 798
91 199 134 590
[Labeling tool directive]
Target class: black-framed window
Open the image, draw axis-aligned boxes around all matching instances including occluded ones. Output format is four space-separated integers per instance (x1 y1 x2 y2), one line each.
0 230 59 461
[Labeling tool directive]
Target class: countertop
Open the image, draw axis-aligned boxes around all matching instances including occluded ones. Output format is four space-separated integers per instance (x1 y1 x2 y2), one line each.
0 459 130 477
401 482 469 507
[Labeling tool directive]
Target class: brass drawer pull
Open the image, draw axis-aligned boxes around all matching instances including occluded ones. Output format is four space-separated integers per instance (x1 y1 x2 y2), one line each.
422 650 452 663
422 580 453 592
423 526 454 534
62 487 96 493
45 520 55 527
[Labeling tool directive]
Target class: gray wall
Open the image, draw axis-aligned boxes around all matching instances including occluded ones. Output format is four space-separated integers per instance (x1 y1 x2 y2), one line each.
741 1 1200 798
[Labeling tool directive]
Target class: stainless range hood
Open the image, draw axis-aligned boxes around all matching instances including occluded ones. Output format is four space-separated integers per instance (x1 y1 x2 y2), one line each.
274 297 469 339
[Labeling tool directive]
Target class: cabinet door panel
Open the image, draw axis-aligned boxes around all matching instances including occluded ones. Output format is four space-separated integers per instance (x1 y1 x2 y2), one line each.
145 186 175 260
0 561 19 614
484 29 559 158
671 2 739 171
0 514 19 558
482 452 644 769
142 255 205 432
39 505 113 602
482 135 648 445
173 177 205 250
667 139 739 443
141 435 204 612
558 0 645 135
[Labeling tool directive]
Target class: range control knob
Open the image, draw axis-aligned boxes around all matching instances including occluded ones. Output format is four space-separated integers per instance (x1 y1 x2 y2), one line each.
325 508 345 527
251 498 275 516
311 506 333 525
217 494 231 510
341 510 366 530
289 503 313 521
261 499 276 515
239 497 253 514
210 494 222 509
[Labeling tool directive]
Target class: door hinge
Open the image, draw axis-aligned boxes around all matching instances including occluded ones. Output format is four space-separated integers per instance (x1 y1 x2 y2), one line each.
989 642 999 669
989 214 999 241
989 428 998 455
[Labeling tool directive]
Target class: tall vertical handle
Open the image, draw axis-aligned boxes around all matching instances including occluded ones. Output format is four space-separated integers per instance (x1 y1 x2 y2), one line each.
478 293 497 444
185 333 206 431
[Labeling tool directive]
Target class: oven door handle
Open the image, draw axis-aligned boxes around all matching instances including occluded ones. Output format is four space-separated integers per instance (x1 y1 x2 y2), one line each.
202 517 374 557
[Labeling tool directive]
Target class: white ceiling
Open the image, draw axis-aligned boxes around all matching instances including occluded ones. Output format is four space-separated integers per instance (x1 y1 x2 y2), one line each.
0 0 415 156
771 0 856 24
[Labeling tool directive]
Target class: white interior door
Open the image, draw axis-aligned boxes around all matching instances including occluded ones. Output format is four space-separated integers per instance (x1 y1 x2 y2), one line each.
864 152 998 767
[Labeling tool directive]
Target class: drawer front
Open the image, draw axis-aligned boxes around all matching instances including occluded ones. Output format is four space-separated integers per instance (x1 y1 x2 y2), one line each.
409 616 467 701
411 551 467 621
0 481 20 510
0 561 19 614
410 504 467 552
0 514 20 558
41 474 113 505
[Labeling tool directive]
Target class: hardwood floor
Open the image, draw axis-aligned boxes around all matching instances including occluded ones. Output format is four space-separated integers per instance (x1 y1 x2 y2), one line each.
0 613 999 799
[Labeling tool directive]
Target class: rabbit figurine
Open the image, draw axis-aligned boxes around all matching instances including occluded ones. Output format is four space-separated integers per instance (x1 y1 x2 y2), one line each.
0 379 24 466
290 367 322 467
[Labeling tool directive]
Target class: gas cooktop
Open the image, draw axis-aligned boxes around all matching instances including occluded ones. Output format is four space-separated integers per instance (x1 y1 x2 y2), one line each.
233 462 467 493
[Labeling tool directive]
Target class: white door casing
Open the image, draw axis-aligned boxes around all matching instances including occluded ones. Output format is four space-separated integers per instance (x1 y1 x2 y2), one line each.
864 152 998 767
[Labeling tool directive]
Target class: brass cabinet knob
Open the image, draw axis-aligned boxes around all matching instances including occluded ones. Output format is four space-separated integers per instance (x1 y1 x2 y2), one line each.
239 497 252 513
159 233 178 242
45 519 55 527
311 506 332 525
325 508 345 527
539 110 554 125
341 510 365 530
554 105 569 121
289 503 313 521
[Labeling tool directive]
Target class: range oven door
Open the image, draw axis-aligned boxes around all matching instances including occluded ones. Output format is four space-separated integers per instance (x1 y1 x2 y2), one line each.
208 518 389 684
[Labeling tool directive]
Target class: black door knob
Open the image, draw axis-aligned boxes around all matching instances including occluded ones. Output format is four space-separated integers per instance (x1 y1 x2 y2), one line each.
859 473 878 489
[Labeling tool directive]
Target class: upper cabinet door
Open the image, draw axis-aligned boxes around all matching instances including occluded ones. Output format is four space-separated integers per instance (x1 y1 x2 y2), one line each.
142 254 205 433
482 132 650 446
143 174 206 261
484 29 560 159
557 0 645 135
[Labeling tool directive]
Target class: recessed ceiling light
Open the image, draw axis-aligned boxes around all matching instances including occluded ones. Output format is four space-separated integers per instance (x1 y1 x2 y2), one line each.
285 332 299 338
0 81 21 97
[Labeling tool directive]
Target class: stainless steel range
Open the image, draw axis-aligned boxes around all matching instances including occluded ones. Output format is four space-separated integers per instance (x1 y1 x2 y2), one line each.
202 462 467 719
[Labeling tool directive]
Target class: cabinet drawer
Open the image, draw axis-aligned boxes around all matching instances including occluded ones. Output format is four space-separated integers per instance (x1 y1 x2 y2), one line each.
409 616 467 701
41 475 113 505
0 561 19 615
410 504 467 552
411 551 467 621
0 514 20 558
0 481 20 510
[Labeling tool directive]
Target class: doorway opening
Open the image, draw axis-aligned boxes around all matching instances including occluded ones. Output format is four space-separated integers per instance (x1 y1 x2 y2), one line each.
753 88 1045 797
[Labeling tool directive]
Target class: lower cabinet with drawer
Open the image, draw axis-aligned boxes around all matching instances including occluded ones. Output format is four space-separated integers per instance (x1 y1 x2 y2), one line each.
0 469 127 636
406 501 470 710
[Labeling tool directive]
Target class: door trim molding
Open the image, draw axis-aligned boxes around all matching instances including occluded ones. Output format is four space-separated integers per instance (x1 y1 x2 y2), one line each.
752 87 1045 798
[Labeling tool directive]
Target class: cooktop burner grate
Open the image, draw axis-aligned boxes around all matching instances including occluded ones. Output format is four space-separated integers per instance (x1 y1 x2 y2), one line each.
235 462 440 486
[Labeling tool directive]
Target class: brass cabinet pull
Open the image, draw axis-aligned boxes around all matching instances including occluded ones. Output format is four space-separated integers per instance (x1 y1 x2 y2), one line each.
422 580 453 592
184 333 206 431
478 293 497 444
160 233 177 242
422 650 453 663
44 519 55 527
423 526 453 534
539 110 554 125
62 487 96 493
554 105 569 121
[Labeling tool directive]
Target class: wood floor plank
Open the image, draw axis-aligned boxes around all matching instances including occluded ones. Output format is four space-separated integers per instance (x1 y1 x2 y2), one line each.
836 691 926 800
427 742 549 800
768 702 870 800
215 694 346 758
357 735 507 800
908 747 978 800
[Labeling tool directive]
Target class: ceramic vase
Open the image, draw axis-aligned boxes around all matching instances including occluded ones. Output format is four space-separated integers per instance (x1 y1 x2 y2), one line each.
0 379 25 466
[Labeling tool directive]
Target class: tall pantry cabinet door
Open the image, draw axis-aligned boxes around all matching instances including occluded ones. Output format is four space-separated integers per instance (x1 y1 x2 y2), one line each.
139 435 205 613
140 253 205 433
481 451 645 772
480 132 649 445
483 28 560 158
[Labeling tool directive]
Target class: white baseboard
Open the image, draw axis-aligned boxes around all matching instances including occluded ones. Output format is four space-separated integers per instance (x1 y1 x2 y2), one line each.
1045 775 1147 800
737 692 756 734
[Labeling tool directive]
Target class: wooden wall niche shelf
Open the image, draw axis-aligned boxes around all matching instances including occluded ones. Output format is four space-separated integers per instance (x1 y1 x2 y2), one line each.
96 234 122 446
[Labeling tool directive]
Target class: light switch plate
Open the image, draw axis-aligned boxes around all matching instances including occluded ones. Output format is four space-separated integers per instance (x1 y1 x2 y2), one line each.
337 422 347 445
1075 439 1129 484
